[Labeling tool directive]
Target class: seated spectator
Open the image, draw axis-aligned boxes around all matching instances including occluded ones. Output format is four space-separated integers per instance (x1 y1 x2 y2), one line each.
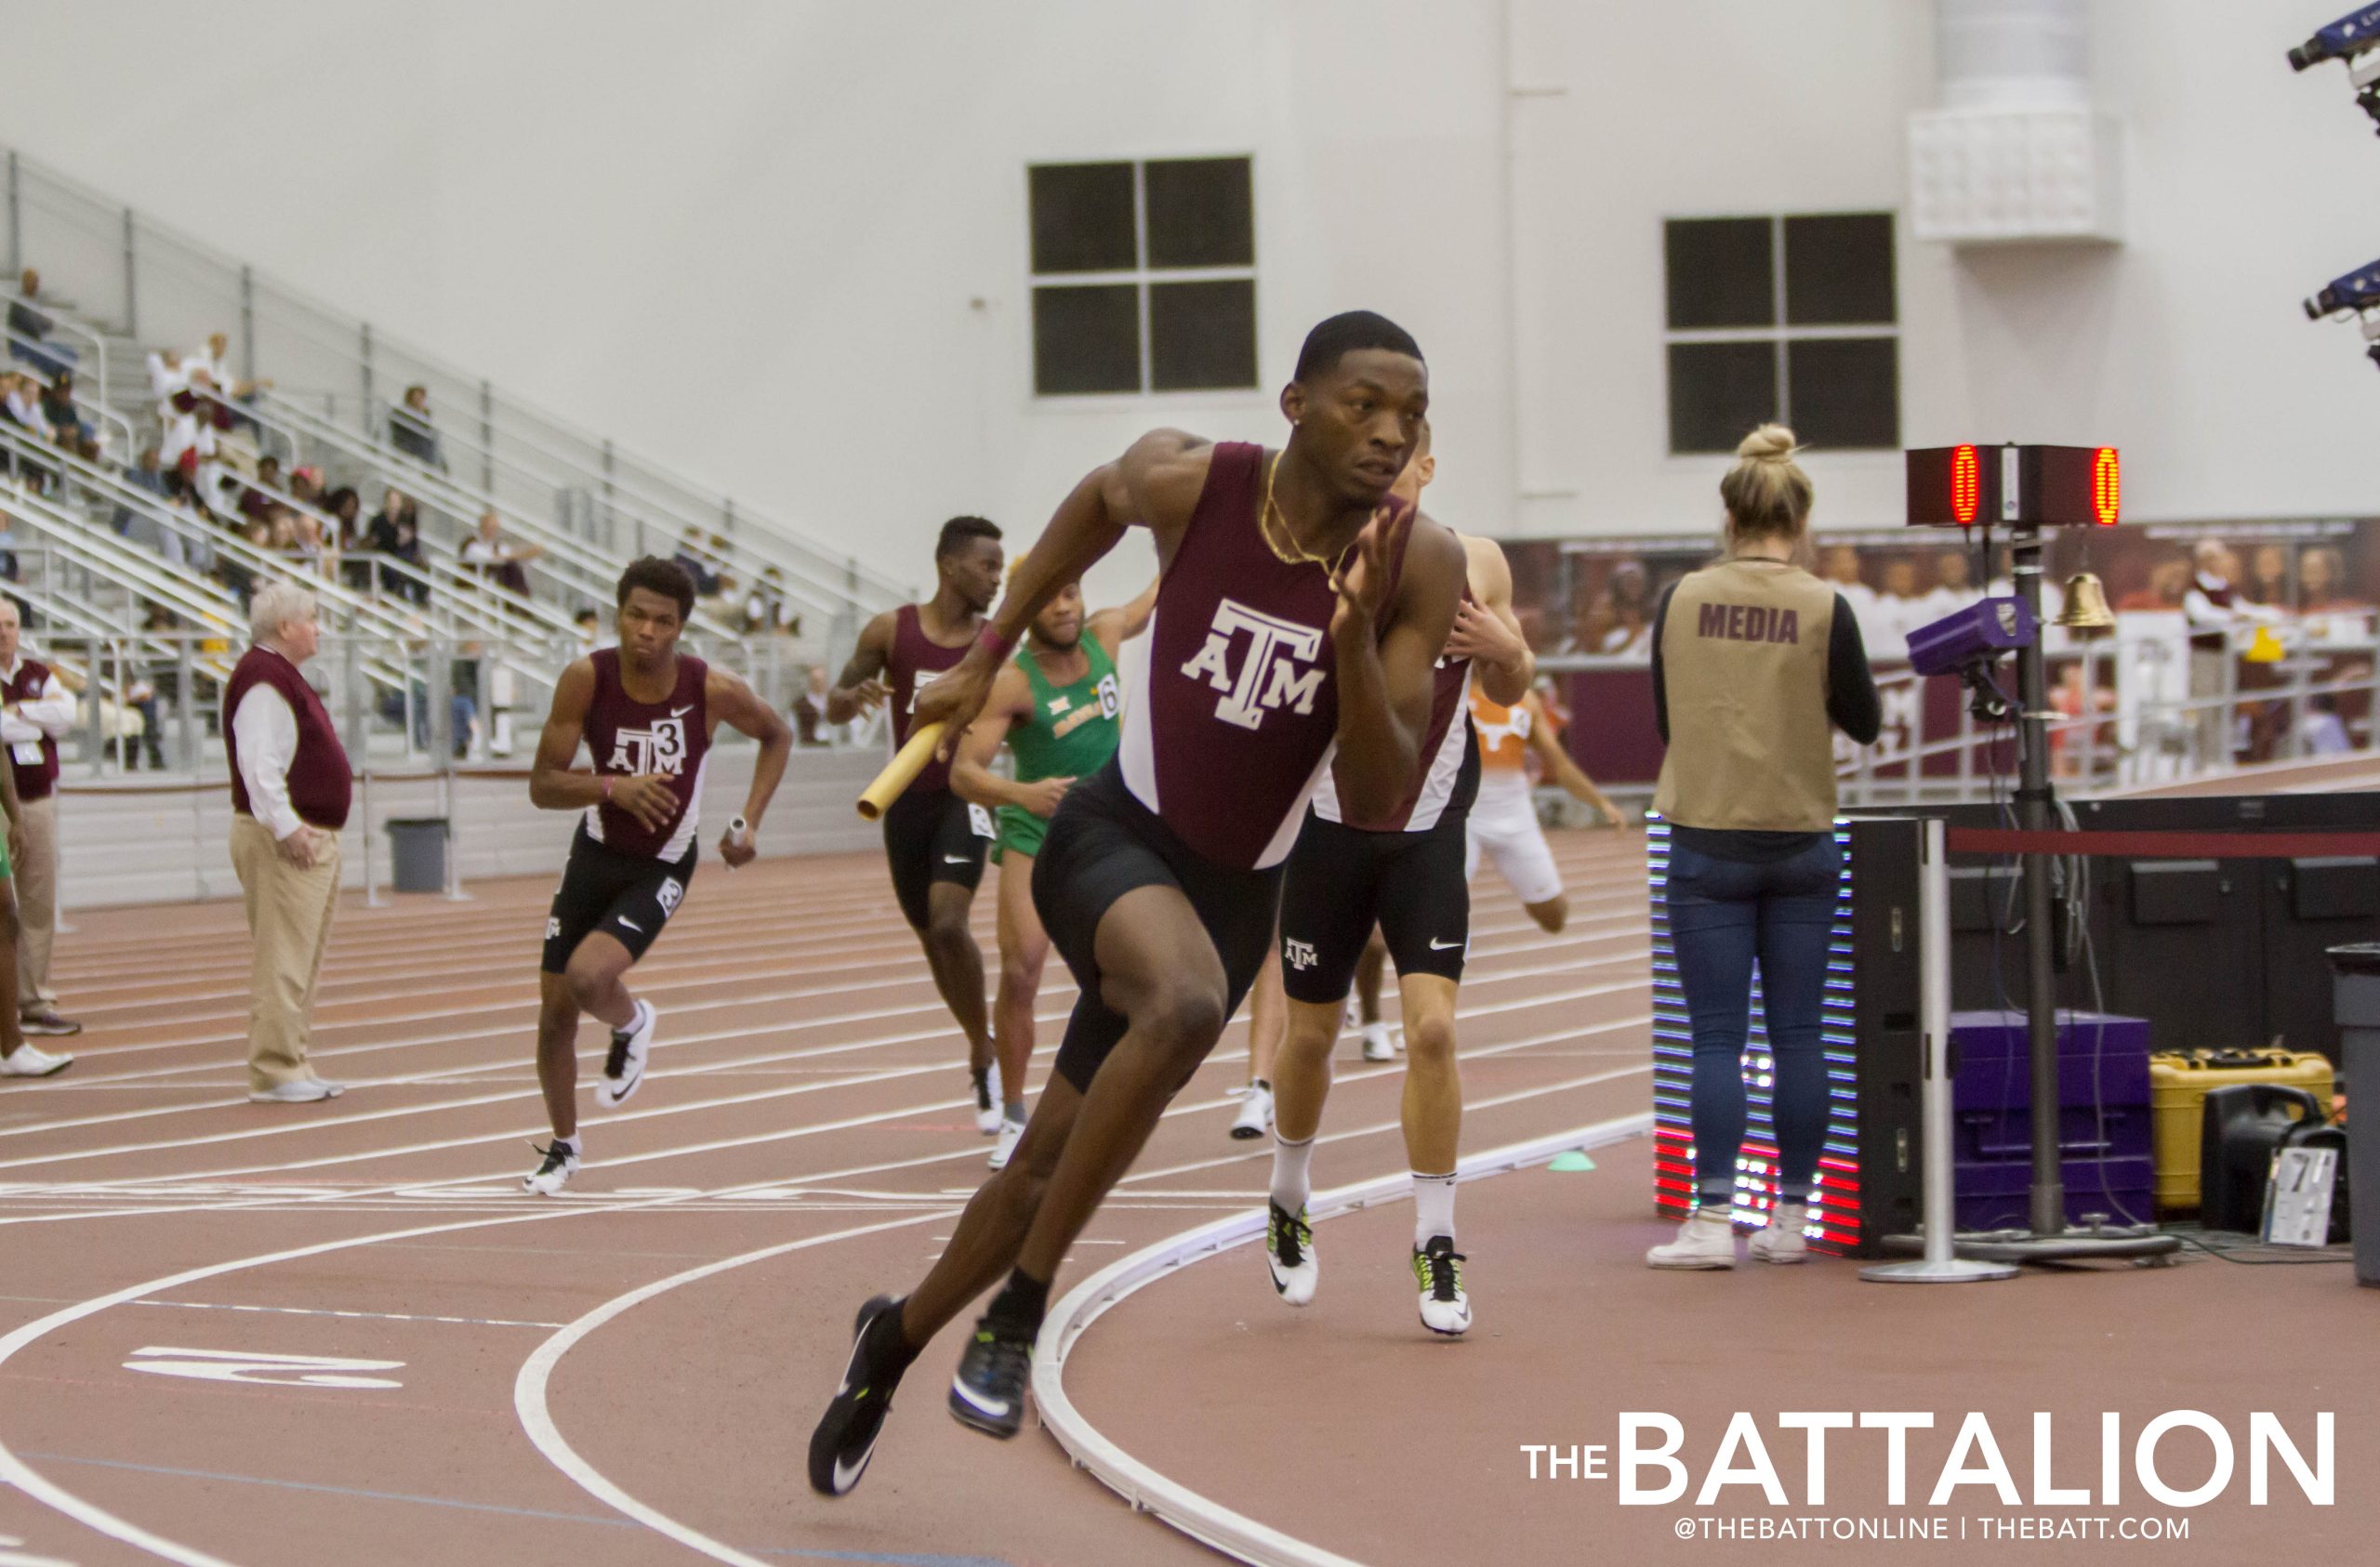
366 488 428 603
0 372 59 494
36 373 99 463
288 467 322 507
0 509 19 582
323 488 373 592
743 566 801 638
112 446 169 539
240 456 284 520
388 385 445 470
572 606 606 656
156 470 218 577
673 528 721 596
7 270 76 381
458 509 542 597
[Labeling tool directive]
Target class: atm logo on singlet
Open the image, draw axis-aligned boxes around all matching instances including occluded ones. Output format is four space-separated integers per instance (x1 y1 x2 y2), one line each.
608 716 689 776
1180 600 1325 731
1697 601 1801 645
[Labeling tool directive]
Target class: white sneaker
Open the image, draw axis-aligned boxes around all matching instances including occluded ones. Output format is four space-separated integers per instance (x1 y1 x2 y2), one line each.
597 1000 655 1109
1412 1236 1471 1336
1646 1207 1738 1270
248 1076 343 1104
1266 1201 1318 1305
522 1139 580 1196
1749 1202 1811 1265
1359 1023 1395 1062
974 1061 1003 1136
0 1044 73 1078
988 1114 1026 1171
1229 1082 1273 1140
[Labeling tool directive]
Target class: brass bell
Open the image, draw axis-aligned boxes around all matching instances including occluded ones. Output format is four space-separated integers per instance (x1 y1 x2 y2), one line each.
2056 571 2115 635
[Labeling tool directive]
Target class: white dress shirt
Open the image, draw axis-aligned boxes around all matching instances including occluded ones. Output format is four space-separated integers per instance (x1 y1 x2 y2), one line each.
231 649 307 841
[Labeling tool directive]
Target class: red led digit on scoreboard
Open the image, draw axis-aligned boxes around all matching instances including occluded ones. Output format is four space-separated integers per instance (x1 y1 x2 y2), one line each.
1950 444 1980 524
2092 447 2120 526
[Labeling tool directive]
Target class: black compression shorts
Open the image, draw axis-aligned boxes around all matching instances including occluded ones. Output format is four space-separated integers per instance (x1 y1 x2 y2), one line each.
1032 762 1283 1095
1276 807 1471 1004
542 826 698 973
880 786 992 930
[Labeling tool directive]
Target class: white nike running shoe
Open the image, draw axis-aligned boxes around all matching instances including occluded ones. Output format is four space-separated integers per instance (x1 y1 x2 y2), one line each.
1266 1201 1318 1306
596 1000 656 1109
973 1060 1003 1135
1230 1082 1274 1139
988 1114 1026 1171
1359 1022 1395 1062
522 1139 580 1196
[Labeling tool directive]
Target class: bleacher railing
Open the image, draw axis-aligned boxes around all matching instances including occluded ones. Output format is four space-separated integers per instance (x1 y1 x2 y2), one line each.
3 143 909 644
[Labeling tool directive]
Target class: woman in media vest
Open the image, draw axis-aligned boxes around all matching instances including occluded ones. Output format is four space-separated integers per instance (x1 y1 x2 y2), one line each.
1645 425 1880 1270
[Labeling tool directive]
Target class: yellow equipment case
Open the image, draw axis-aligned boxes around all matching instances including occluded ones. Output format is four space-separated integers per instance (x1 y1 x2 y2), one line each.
2149 1049 2335 1211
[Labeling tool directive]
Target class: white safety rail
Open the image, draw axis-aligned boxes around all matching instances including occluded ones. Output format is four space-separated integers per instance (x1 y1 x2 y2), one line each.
1537 635 2380 809
1033 1112 1652 1567
3 142 909 644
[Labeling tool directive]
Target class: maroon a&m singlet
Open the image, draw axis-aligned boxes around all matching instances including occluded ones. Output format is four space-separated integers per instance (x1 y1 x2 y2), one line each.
583 648 711 860
1121 441 1412 870
886 603 972 797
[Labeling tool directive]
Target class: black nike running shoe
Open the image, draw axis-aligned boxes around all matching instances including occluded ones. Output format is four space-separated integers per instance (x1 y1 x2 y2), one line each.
808 1294 910 1496
946 1317 1033 1440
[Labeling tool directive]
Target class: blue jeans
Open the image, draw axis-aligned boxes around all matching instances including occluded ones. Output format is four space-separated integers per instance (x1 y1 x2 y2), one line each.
1665 835 1841 1206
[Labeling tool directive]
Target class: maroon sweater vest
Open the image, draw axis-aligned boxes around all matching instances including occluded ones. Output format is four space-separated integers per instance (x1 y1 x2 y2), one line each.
224 646 354 830
1 659 61 802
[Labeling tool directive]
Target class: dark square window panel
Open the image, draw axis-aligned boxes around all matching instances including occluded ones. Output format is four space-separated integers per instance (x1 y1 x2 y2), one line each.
1668 340 1779 454
1033 284 1141 395
1788 336 1899 449
1145 157 1253 270
1150 279 1257 390
1785 213 1896 325
1029 163 1136 274
1665 217 1774 330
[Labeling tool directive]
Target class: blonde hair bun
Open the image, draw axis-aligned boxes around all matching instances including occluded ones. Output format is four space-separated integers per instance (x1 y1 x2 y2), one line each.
1719 423 1813 542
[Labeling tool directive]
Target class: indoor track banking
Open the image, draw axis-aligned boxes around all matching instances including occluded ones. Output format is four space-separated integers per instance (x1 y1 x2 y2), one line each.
0 4 2374 1565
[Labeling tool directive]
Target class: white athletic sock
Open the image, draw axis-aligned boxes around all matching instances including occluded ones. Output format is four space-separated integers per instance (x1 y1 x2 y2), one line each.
1360 1021 1392 1055
554 1133 580 1156
1270 1133 1315 1214
1413 1170 1457 1249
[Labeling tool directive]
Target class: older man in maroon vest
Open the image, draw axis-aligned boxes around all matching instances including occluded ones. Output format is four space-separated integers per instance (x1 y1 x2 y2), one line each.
0 599 81 1037
224 582 354 1104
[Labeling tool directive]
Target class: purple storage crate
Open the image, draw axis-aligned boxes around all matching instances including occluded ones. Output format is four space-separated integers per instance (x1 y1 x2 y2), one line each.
1949 1010 2154 1231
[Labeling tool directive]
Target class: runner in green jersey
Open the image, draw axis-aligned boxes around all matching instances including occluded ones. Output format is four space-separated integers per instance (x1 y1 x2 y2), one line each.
951 573 1153 1169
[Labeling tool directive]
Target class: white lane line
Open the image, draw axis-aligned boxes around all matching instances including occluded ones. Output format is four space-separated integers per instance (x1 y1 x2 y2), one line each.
59 892 1643 1088
0 1166 988 1561
82 975 1643 1189
1034 1113 1654 1567
511 1210 957 1566
132 1300 570 1330
11 961 1642 1184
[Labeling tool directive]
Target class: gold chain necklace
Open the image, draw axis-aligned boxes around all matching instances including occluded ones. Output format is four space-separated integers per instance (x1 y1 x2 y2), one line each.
1260 452 1355 573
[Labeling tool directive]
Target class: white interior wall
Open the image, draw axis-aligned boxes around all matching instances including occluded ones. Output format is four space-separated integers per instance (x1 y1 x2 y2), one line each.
2 0 2374 599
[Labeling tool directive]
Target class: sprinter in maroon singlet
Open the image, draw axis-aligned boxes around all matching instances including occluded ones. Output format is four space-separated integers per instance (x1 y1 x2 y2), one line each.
826 517 1007 1130
812 311 1468 1492
522 558 792 1196
1268 426 1540 1338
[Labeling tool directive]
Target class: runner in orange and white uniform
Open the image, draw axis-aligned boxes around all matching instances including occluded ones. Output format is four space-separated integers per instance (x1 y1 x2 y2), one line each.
1462 678 1627 932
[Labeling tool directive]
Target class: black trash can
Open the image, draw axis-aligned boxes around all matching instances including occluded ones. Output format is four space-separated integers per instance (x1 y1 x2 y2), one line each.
386 817 451 894
2327 942 2380 1287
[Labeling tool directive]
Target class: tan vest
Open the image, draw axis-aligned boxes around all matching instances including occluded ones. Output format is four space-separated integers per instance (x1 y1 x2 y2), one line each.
1653 559 1839 832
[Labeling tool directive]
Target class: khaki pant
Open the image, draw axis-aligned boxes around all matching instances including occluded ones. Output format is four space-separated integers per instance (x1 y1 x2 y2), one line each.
12 794 57 1010
230 814 343 1092
2189 647 2231 770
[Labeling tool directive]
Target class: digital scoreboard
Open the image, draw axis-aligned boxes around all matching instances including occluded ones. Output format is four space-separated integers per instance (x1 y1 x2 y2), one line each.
1906 443 2119 528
